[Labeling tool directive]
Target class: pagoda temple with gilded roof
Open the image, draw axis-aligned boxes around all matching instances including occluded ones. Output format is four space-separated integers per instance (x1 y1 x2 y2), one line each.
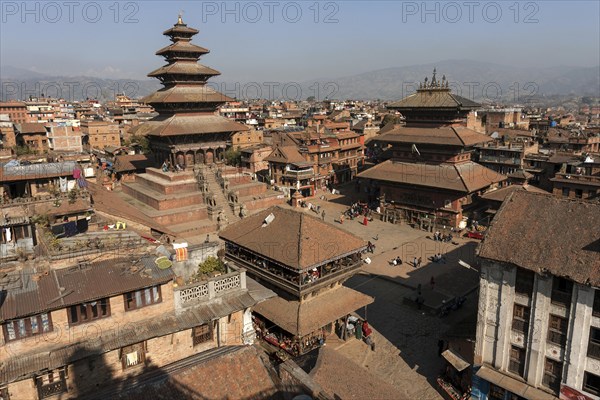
132 16 248 167
359 69 506 229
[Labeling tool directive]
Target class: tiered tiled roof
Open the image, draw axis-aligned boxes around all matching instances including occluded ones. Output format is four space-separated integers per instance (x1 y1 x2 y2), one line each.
134 16 246 137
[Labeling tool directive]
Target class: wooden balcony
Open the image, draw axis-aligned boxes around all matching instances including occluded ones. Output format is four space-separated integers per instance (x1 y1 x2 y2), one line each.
225 253 362 298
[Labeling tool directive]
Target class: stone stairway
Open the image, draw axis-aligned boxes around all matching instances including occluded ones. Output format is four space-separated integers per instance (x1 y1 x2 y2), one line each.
204 169 240 225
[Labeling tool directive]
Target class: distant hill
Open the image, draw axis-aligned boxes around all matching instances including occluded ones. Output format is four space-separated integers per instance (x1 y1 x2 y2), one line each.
1 60 598 102
297 59 600 102
0 66 160 101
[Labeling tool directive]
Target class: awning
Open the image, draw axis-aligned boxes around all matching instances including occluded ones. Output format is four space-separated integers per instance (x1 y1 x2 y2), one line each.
442 349 470 372
253 286 374 337
476 366 558 400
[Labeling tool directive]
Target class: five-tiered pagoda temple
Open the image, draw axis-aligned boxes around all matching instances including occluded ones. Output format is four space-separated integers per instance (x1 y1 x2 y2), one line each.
132 16 248 167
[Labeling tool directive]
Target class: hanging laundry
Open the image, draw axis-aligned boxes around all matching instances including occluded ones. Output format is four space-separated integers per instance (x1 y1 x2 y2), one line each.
59 177 68 193
77 178 88 188
73 169 81 179
4 227 12 242
175 247 188 262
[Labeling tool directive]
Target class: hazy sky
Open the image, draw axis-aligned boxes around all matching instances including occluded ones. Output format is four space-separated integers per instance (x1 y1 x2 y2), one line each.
1 0 599 82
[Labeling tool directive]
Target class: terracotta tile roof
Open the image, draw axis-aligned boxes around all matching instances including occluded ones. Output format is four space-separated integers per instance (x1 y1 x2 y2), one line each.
156 41 209 56
358 160 506 193
15 123 47 134
114 154 153 173
335 130 360 140
480 184 549 203
478 191 600 286
264 146 306 164
141 85 234 104
253 286 373 336
219 206 367 271
115 346 284 400
148 62 220 78
310 347 408 400
375 126 492 147
131 113 248 137
388 89 481 110
163 24 198 35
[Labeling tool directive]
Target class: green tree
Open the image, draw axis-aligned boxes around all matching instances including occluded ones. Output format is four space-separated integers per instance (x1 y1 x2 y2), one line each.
381 114 402 127
223 147 242 166
197 256 225 276
125 135 150 154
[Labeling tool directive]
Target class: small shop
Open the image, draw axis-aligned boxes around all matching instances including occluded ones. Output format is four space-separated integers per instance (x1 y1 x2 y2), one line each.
253 314 328 358
438 348 472 400
252 285 374 357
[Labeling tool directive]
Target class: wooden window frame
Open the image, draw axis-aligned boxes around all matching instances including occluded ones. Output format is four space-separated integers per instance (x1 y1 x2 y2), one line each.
2 313 53 342
123 286 162 311
542 358 562 393
192 323 214 347
511 304 530 334
593 290 600 318
515 268 535 297
551 277 573 307
68 298 111 326
508 345 526 377
584 372 600 396
35 368 68 399
547 314 568 347
588 327 600 360
120 342 146 370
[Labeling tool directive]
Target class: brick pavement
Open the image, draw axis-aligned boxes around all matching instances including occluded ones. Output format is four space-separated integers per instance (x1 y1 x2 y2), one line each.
290 190 481 310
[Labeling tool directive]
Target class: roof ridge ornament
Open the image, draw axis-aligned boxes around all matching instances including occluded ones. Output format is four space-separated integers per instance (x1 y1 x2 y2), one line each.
177 10 184 25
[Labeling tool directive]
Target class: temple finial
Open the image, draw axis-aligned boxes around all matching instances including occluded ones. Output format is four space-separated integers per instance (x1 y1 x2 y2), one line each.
177 10 184 25
431 68 437 86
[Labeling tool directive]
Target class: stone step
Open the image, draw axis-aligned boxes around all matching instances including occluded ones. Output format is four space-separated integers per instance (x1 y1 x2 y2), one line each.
135 173 197 195
122 182 204 211
146 167 195 182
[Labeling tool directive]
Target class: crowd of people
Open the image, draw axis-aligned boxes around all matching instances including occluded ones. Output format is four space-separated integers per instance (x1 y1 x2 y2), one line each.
433 231 453 242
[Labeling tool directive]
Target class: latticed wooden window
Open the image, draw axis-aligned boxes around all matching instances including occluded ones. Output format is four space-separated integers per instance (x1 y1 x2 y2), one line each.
35 368 67 399
192 323 213 346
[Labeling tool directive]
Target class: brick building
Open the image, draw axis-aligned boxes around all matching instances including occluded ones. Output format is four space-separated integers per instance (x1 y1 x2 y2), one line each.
81 120 121 150
0 101 30 124
266 127 364 198
15 123 49 154
47 125 83 153
0 249 275 399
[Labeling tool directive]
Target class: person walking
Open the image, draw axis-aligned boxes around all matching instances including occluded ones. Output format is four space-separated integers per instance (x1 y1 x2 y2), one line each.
321 209 326 221
417 257 422 268
413 257 418 268
430 276 435 290
363 215 368 226
340 213 344 224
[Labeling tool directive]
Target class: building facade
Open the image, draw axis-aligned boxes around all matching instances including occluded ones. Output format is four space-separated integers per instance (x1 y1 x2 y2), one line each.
474 191 600 400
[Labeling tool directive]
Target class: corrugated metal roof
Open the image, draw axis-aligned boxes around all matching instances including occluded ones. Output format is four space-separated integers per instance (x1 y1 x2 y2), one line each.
0 256 175 321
